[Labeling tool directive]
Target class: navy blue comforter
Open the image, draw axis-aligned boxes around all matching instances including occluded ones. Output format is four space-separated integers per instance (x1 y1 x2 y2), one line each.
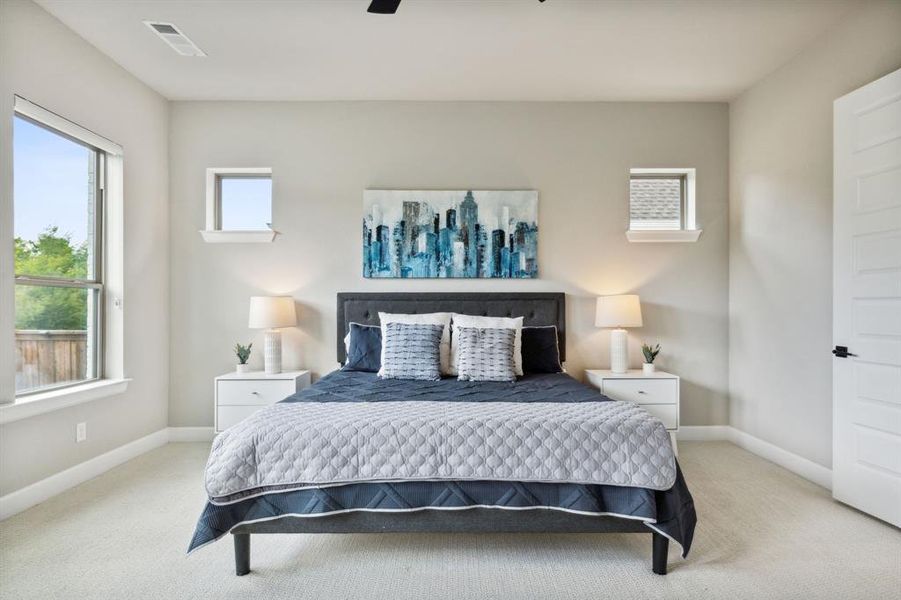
190 371 696 556
284 370 603 404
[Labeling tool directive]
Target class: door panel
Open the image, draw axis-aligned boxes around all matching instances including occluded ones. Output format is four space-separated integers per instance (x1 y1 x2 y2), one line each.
853 92 901 150
857 164 901 212
852 230 901 272
856 362 901 404
853 299 901 336
834 68 901 527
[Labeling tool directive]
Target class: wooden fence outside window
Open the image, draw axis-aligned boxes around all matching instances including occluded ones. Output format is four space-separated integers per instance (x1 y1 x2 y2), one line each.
15 330 87 392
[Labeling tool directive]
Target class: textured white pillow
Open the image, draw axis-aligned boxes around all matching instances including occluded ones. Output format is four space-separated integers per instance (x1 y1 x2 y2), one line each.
378 312 453 375
450 314 524 376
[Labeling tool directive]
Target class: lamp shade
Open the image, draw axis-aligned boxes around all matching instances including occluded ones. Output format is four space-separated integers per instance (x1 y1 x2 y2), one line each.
595 295 642 328
248 296 297 329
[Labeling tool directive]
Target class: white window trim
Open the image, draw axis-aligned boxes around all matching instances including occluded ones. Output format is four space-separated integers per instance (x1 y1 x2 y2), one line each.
2 96 127 412
13 97 122 155
0 378 131 424
200 167 277 243
627 167 702 243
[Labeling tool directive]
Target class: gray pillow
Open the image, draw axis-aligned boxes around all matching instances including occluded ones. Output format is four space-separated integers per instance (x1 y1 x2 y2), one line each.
455 327 517 382
378 322 444 381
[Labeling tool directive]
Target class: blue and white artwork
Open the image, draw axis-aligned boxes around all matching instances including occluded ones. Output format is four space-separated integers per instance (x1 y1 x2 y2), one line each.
363 190 538 279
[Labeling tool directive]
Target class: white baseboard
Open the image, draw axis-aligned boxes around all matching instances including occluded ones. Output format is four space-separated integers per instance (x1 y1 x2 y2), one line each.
677 425 732 441
678 425 832 490
728 427 832 490
0 428 168 520
167 426 215 442
0 427 215 520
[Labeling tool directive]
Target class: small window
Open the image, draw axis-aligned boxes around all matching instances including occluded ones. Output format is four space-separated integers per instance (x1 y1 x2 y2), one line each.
630 175 684 230
201 167 276 242
627 168 700 242
13 114 104 394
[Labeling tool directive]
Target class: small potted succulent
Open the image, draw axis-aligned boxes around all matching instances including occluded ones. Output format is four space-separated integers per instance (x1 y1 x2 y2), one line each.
234 342 253 374
641 343 660 375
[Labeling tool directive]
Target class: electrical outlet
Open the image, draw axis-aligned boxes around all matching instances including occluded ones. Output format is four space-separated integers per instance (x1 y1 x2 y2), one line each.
76 422 87 443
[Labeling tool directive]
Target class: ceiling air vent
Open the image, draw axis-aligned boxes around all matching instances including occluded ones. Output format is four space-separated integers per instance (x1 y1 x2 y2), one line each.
143 21 206 57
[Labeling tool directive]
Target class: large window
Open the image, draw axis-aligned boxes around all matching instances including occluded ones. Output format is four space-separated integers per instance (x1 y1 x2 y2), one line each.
13 114 105 395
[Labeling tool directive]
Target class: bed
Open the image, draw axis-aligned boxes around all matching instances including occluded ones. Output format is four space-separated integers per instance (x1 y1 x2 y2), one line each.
189 293 696 576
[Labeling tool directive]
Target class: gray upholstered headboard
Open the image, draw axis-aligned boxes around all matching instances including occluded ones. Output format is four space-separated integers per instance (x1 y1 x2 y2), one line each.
336 292 565 364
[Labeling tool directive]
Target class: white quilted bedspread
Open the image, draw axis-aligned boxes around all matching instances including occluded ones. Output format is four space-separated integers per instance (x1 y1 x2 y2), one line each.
204 400 677 504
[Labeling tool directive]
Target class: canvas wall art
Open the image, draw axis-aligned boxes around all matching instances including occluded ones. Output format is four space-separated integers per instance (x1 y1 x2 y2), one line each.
363 190 538 279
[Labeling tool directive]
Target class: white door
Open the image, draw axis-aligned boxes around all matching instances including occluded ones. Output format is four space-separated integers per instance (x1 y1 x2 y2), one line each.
833 68 901 527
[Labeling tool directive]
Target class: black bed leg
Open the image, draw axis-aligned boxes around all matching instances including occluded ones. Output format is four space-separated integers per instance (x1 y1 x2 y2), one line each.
652 532 668 575
234 533 250 576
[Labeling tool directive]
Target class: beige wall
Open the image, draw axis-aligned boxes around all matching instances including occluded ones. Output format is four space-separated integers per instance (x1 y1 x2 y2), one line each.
729 0 901 468
0 0 170 493
168 101 730 428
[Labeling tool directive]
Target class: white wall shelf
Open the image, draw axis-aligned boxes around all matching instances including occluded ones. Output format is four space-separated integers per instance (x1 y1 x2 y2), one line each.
626 229 702 243
199 230 278 243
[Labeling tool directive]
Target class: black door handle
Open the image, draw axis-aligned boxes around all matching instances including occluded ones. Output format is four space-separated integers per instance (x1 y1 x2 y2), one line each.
832 346 857 358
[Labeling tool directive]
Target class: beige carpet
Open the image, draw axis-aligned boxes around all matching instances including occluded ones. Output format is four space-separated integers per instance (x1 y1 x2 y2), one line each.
0 441 899 599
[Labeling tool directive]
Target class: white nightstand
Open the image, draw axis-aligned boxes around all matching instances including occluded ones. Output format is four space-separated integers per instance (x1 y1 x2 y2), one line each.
585 369 680 454
214 370 311 433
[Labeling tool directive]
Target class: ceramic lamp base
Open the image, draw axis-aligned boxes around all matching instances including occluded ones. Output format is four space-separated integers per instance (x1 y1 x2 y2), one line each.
264 329 282 374
610 328 629 374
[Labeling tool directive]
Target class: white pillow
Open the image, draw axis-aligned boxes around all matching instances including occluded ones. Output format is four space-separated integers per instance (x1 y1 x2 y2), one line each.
378 312 453 375
450 314 524 376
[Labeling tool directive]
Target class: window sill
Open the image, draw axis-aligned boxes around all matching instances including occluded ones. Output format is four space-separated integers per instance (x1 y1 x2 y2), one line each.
199 230 278 243
626 229 702 243
0 378 131 425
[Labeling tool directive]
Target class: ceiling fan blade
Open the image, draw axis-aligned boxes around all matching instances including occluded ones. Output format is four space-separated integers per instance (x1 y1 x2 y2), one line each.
367 0 401 14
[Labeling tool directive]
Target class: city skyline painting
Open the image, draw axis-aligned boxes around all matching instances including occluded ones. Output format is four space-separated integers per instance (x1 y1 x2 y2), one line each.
363 190 539 279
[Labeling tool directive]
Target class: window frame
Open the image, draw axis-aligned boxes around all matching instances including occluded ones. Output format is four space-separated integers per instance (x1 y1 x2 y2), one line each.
12 115 106 396
627 167 701 243
3 96 128 414
201 167 277 243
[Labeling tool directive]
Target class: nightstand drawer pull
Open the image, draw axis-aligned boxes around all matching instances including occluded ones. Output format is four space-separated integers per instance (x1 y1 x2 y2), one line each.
217 380 296 406
601 378 677 405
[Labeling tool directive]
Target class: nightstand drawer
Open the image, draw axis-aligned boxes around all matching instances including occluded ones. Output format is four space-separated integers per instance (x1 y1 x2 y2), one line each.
640 404 678 430
217 405 268 430
602 378 678 405
217 380 295 406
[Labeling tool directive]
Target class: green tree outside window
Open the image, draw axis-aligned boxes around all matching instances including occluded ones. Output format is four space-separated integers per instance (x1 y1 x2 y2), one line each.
15 227 89 330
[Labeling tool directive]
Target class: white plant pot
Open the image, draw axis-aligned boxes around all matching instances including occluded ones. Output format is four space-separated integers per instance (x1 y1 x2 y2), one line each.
642 363 655 375
236 363 251 374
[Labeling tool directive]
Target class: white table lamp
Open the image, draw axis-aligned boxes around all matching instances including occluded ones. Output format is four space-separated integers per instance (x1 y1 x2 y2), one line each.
248 296 297 374
595 295 642 374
